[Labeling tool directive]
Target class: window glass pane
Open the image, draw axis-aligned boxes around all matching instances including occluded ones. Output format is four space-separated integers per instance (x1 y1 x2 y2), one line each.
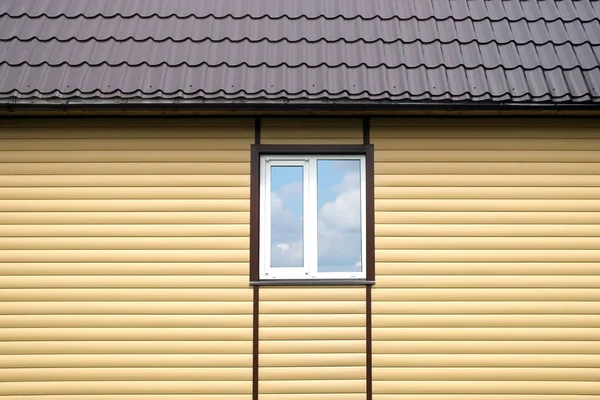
317 159 362 272
270 165 304 268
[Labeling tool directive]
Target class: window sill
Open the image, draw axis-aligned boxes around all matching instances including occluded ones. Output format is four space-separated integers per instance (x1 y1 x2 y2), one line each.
250 279 375 286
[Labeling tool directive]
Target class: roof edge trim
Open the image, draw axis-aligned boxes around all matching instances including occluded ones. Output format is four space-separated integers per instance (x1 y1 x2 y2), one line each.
2 98 600 116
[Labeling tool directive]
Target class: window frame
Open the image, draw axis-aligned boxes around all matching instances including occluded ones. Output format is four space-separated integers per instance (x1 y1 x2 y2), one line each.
250 144 375 286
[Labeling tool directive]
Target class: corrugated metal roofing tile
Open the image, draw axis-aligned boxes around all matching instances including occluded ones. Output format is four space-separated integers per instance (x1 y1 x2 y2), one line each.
537 0 562 21
555 0 579 22
0 0 598 104
583 69 600 97
564 67 591 97
545 20 569 44
565 19 590 43
523 67 551 98
502 1 527 21
573 43 600 69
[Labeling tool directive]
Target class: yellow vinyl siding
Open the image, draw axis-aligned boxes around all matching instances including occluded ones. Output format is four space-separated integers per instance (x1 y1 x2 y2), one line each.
261 118 363 144
257 120 367 397
259 287 366 397
0 118 254 399
371 117 600 399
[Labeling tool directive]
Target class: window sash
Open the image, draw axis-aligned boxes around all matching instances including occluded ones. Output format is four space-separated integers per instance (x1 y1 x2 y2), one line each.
260 154 367 280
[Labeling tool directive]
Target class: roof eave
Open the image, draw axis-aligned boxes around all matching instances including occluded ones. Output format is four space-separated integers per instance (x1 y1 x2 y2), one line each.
1 98 600 116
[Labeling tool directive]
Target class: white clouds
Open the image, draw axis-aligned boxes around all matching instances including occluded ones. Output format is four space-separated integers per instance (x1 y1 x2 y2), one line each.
268 166 362 273
277 243 291 253
270 191 303 267
317 171 362 272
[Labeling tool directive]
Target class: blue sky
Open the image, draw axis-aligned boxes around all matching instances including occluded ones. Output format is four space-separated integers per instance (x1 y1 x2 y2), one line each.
270 160 362 272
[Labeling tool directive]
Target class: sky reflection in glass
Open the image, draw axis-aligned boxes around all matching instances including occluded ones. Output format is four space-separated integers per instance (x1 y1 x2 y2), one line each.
317 160 362 272
270 165 303 268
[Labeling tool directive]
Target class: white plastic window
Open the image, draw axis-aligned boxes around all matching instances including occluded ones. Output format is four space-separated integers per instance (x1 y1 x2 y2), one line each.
260 154 366 280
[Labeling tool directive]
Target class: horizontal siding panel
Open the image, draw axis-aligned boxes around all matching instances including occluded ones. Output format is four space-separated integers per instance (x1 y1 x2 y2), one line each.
0 341 252 354
1 367 252 381
375 250 600 262
375 237 600 250
370 138 600 151
0 174 250 187
372 288 600 301
375 186 600 199
261 119 361 134
371 118 599 129
372 396 600 400
260 301 365 314
0 187 249 199
372 341 600 354
0 275 249 288
0 237 249 250
0 315 253 328
375 263 600 276
372 302 600 314
373 367 600 381
0 381 252 395
0 139 253 151
0 354 252 368
0 199 249 212
0 212 250 224
260 366 365 380
0 396 252 400
0 225 249 237
259 380 365 394
260 288 365 301
372 314 600 327
375 211 600 224
260 341 365 354
376 150 600 163
261 138 362 144
373 381 600 395
0 118 253 130
0 328 252 341
373 328 600 341
376 224 600 237
375 174 600 187
260 395 365 400
260 314 365 327
375 199 600 212
0 263 249 276
0 127 254 138
375 162 600 175
373 354 600 367
0 250 249 263
261 354 366 367
0 301 252 314
374 276 600 288
0 150 250 163
260 327 365 340
0 288 253 301
0 162 250 175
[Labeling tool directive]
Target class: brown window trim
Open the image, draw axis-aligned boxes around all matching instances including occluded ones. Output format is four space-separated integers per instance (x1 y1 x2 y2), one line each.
249 143 375 285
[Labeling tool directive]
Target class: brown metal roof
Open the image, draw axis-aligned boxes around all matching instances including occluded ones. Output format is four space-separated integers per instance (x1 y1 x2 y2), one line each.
0 0 599 106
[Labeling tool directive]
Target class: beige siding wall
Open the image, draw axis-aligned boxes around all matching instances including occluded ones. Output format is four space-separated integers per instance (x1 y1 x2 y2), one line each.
259 287 366 400
0 118 254 399
2 116 600 399
261 118 363 144
371 118 600 399
259 118 366 400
